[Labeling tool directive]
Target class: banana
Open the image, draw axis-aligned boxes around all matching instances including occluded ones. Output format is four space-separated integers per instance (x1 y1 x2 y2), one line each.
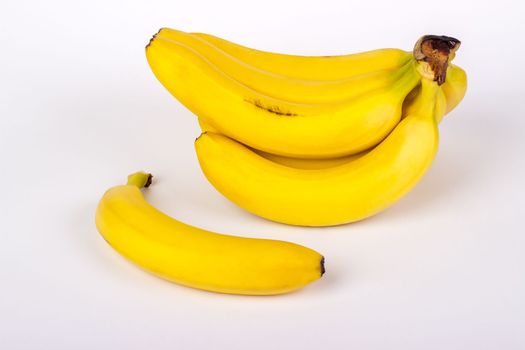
154 28 412 104
403 64 466 122
191 31 412 80
96 172 324 295
247 80 448 169
198 118 365 169
146 38 420 158
194 64 463 135
195 77 441 226
196 64 457 170
441 64 467 114
192 31 466 111
195 68 459 143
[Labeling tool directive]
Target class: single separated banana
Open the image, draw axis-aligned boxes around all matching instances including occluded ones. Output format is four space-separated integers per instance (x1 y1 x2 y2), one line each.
154 28 412 104
195 77 441 226
146 38 422 158
96 172 324 295
191 31 412 80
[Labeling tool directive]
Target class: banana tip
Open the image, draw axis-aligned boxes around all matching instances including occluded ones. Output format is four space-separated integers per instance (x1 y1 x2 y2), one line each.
144 174 153 188
320 256 325 276
145 28 165 49
195 131 208 143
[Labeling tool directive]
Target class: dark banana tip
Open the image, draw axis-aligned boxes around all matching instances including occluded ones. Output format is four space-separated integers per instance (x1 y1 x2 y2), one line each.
145 28 165 49
320 256 325 276
195 131 208 143
144 174 153 188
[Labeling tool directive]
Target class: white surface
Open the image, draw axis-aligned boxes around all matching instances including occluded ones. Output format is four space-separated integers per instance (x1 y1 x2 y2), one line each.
1 0 524 348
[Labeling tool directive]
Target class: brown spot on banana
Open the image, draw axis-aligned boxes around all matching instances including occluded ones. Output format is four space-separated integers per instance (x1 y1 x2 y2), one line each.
245 99 299 116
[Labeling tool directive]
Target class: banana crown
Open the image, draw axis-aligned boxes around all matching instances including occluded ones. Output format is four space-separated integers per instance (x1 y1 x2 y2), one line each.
413 35 461 85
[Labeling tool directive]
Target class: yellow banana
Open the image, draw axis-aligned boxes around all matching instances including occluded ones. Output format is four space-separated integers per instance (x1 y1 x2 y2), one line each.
194 64 462 132
243 81 447 169
402 81 446 124
441 64 467 114
146 38 420 158
155 28 412 104
192 31 412 80
197 66 456 170
95 172 324 295
403 64 467 122
196 72 457 159
197 118 366 169
195 77 441 226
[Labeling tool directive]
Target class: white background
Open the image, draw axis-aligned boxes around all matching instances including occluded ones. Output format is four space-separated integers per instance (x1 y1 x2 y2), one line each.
1 0 524 349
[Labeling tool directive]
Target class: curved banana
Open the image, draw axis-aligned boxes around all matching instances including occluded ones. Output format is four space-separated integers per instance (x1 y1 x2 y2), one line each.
191 31 412 80
146 38 420 158
194 63 462 132
197 118 366 169
244 80 448 169
195 78 441 226
95 172 324 295
154 28 412 104
196 67 455 170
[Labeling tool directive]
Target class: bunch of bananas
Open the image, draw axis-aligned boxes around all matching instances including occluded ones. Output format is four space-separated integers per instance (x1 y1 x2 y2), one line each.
95 29 466 295
146 29 466 226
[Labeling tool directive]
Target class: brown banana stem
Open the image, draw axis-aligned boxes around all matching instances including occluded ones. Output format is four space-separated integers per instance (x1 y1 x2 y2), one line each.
413 35 461 85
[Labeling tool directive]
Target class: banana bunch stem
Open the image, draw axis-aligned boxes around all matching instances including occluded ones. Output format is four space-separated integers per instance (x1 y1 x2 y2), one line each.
413 35 461 85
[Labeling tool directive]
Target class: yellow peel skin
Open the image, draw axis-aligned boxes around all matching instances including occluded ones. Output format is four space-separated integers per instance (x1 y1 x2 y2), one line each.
95 172 324 295
195 78 441 226
196 76 453 170
441 64 467 114
155 28 413 104
253 149 368 170
403 64 467 122
192 31 412 80
198 117 367 169
199 76 457 170
146 38 421 158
